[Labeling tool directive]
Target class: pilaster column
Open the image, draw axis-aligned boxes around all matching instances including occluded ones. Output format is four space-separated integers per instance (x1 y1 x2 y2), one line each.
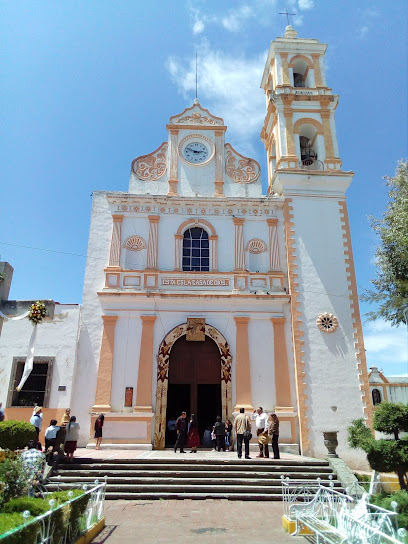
92 315 118 412
320 108 335 160
146 215 160 269
108 215 123 268
270 317 293 411
209 235 218 271
279 52 291 86
134 315 157 412
311 54 324 87
233 217 245 271
174 234 183 270
214 129 225 197
168 129 179 196
283 107 297 159
267 218 280 271
234 317 254 411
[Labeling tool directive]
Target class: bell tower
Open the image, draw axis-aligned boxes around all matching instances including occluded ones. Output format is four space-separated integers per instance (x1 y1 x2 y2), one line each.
261 25 343 191
260 26 372 459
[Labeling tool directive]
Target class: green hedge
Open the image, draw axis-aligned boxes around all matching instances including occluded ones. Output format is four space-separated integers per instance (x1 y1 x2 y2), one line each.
0 421 36 451
0 490 89 544
371 489 408 530
0 513 39 544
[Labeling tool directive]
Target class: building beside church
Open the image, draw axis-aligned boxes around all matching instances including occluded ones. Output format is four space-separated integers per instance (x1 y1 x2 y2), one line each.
0 26 372 466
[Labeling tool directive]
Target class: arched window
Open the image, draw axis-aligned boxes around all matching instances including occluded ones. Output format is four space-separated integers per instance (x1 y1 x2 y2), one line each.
372 388 382 405
182 227 210 271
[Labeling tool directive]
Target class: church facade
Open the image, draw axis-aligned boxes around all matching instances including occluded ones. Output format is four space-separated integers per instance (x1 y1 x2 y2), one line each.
0 27 372 465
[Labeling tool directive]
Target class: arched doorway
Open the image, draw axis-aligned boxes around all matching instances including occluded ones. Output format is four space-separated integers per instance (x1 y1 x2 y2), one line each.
166 335 221 445
154 323 232 449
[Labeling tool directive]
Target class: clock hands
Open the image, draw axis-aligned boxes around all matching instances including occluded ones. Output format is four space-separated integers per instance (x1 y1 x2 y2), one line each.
185 147 203 154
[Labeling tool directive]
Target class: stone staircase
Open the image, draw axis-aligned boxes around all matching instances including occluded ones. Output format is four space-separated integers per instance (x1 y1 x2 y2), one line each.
47 457 341 500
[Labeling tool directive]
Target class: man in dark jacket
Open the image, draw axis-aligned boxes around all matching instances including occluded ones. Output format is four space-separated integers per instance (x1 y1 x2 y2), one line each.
214 416 226 452
174 411 187 453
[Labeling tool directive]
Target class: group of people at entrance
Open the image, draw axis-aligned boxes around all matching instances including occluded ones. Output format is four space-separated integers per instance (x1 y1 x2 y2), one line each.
170 407 280 459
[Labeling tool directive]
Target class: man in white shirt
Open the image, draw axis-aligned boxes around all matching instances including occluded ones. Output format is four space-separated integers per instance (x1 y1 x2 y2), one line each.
254 406 269 458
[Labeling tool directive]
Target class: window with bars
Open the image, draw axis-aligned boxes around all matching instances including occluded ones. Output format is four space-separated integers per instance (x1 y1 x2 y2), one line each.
371 388 382 406
8 357 53 407
182 227 210 272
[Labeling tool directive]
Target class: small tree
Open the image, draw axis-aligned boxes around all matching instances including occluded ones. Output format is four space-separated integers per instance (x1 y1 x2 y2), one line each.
348 402 408 491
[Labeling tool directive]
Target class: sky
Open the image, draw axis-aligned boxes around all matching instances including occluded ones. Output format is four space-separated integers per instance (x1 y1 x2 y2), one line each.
1 1 407 375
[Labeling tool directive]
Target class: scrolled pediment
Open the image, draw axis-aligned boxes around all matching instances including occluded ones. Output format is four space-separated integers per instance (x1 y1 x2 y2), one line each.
131 142 168 181
169 101 224 127
225 143 260 183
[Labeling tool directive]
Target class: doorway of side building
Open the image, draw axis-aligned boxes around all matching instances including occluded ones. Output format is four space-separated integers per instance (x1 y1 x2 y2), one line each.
166 334 222 446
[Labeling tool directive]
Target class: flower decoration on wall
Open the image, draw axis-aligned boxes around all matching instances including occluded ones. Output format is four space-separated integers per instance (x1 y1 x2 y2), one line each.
316 312 338 333
28 301 46 324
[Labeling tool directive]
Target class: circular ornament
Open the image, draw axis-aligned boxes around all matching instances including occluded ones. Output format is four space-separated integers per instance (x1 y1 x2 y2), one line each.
123 235 146 252
316 312 338 333
29 301 46 324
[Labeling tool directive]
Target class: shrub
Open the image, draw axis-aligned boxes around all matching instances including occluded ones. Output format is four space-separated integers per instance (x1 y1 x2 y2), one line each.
0 512 39 544
0 457 30 507
3 496 50 516
371 489 408 530
0 421 36 451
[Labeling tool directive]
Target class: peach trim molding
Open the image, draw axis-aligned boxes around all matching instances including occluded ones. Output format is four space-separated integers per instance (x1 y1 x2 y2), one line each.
267 218 280 271
134 315 157 412
168 102 224 126
214 131 224 197
154 323 233 449
338 201 373 428
270 317 293 410
92 315 118 412
168 129 179 196
234 317 254 411
146 215 160 269
283 199 310 454
293 117 324 135
288 54 313 69
311 53 324 87
176 218 217 237
109 215 123 267
233 217 245 271
225 143 260 183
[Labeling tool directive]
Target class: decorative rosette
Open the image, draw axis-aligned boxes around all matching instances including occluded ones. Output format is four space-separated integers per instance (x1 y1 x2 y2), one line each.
28 301 46 324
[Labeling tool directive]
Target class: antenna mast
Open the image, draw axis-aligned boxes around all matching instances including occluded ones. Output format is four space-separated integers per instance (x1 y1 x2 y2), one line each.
195 52 198 100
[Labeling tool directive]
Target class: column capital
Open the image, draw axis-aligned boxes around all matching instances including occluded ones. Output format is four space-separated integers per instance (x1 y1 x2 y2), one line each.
112 214 124 223
169 128 179 135
320 109 331 119
270 317 286 325
209 235 218 241
234 316 250 325
214 129 224 137
233 217 245 226
279 52 288 59
266 218 278 226
148 215 160 223
174 233 183 240
102 315 119 324
140 315 157 324
311 53 321 59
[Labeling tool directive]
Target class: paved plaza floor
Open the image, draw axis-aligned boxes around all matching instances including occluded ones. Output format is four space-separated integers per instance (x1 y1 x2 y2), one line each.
92 499 305 544
77 448 313 543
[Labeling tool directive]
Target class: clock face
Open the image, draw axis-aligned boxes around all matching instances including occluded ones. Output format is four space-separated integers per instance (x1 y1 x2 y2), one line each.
183 142 209 164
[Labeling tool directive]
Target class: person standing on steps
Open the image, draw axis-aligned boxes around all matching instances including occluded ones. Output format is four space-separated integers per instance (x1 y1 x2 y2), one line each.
94 414 104 450
214 416 226 452
64 415 80 462
186 413 200 453
268 413 280 459
30 406 42 444
254 406 269 458
174 411 187 453
234 408 252 459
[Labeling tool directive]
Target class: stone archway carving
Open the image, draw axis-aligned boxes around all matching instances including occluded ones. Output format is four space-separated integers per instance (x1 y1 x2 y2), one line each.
154 323 232 449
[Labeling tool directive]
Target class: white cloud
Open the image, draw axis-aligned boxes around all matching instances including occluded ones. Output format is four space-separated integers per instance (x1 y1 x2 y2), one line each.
364 319 407 371
222 5 253 32
166 45 267 155
298 0 314 9
193 19 205 35
358 25 369 39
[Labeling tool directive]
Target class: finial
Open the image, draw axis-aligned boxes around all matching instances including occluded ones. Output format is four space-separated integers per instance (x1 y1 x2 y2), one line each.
285 25 298 38
194 98 199 105
279 8 296 26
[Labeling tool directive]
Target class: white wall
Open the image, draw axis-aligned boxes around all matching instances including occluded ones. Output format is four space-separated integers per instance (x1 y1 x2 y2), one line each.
0 304 81 409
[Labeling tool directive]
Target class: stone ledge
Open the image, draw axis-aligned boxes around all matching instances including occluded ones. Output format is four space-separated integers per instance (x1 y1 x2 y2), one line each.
73 517 105 544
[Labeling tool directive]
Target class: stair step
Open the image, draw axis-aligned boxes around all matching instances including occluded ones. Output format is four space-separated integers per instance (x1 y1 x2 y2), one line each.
104 492 285 501
50 475 339 484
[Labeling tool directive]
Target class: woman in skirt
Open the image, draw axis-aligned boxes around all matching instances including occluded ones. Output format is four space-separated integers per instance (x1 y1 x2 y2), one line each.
64 416 80 462
94 414 104 450
186 414 200 453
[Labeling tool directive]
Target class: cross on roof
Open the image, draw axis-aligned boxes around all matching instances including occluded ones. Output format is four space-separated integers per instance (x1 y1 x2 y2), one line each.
279 8 296 26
